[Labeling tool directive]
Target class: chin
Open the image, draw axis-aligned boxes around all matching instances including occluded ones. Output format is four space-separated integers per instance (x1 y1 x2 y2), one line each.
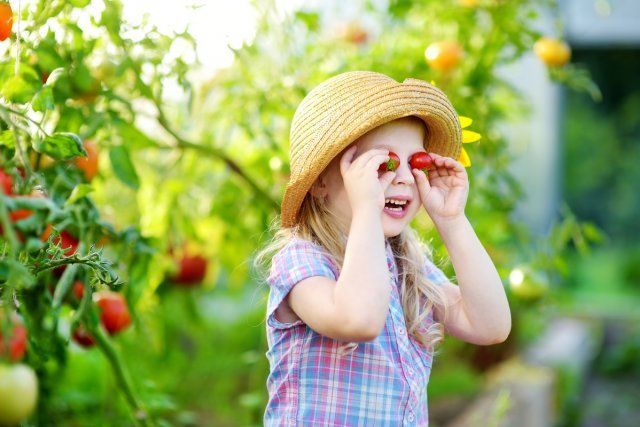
382 218 408 238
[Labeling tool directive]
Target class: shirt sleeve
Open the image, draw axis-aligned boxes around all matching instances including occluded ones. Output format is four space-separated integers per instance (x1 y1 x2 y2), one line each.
266 238 337 330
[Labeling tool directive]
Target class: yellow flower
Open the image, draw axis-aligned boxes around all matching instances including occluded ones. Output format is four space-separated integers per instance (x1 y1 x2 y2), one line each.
457 115 481 167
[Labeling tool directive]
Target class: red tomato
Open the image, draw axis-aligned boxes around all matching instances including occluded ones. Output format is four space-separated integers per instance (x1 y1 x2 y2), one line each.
8 190 46 222
0 3 13 42
172 253 208 286
40 226 79 255
0 324 27 361
71 325 95 348
95 291 131 335
0 170 12 195
39 225 80 276
409 152 435 173
73 281 85 301
377 151 400 173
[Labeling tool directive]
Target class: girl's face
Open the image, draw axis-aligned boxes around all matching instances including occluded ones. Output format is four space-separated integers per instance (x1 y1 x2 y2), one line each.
313 117 426 238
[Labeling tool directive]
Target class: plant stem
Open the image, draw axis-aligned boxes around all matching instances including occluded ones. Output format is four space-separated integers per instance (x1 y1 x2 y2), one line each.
92 324 154 427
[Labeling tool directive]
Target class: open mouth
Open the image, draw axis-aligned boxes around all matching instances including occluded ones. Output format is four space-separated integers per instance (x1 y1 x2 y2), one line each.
383 198 409 218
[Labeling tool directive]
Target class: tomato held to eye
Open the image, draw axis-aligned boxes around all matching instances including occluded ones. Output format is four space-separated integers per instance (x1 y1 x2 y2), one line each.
378 151 400 173
409 152 434 173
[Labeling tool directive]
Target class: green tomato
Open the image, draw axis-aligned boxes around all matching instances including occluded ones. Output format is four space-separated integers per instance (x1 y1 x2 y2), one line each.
0 363 38 426
508 265 549 301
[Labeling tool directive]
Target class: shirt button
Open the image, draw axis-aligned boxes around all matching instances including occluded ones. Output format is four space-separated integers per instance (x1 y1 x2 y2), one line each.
408 412 415 422
407 367 414 376
398 326 405 335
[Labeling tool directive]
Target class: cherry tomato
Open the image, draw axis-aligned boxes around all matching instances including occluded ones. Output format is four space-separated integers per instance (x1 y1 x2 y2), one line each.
74 140 99 181
377 151 400 173
7 190 46 223
73 281 85 301
95 291 131 335
71 325 95 348
0 363 38 426
40 226 79 255
0 323 27 362
0 3 13 42
534 37 571 67
0 169 12 194
172 252 208 286
409 152 435 173
425 40 463 72
338 20 368 45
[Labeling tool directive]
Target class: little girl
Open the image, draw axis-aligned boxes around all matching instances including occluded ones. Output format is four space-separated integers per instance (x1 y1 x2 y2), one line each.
254 71 511 426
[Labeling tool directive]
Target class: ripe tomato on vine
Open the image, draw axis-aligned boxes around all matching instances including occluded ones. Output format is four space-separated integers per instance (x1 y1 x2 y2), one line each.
0 2 13 42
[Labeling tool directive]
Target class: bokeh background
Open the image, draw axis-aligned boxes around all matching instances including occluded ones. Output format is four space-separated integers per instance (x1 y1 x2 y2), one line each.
0 0 638 426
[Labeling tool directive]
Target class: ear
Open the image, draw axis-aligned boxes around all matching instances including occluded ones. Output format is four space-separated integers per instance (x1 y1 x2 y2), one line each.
309 175 328 198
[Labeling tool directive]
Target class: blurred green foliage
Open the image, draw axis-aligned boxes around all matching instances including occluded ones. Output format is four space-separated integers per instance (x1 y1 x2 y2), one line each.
563 48 640 245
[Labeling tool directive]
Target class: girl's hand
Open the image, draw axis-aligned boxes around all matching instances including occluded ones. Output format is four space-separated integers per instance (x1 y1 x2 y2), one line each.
412 152 469 224
340 145 396 215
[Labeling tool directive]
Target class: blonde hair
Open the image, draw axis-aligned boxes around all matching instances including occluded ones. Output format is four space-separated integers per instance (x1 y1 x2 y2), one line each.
253 116 451 354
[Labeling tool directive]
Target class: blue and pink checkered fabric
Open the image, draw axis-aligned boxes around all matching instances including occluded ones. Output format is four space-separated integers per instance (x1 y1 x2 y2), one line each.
264 237 449 426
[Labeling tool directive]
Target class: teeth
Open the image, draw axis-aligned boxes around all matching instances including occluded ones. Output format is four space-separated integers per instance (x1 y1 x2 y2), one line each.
385 198 407 205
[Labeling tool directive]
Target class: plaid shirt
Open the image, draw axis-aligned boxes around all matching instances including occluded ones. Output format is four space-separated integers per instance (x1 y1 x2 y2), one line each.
264 237 448 426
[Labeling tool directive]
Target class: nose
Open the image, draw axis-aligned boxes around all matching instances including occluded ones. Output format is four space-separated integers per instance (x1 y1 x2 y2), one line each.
392 159 415 185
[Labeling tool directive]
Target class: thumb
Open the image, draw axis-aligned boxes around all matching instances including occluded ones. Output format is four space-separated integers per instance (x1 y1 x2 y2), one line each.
413 168 431 194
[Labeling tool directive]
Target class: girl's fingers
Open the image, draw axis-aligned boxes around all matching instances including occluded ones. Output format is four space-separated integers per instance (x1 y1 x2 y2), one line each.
353 148 388 168
412 168 431 201
340 145 358 176
364 152 392 172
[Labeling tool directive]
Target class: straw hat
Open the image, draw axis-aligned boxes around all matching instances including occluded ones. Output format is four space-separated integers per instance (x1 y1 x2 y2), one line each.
281 70 462 228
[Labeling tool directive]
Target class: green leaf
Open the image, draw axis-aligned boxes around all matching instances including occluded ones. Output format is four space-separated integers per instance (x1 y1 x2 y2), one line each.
35 132 85 160
114 120 157 149
69 0 91 8
1 75 37 104
0 259 37 290
66 183 94 205
32 85 55 112
0 130 15 148
109 145 139 190
294 11 320 32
